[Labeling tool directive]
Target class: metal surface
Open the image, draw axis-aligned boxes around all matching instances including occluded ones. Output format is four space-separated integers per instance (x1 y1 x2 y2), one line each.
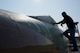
0 9 67 53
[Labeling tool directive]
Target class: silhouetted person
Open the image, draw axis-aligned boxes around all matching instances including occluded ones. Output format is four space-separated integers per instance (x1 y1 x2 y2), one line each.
53 12 78 51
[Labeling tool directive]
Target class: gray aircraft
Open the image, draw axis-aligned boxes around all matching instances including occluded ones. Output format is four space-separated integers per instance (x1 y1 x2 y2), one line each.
0 9 67 53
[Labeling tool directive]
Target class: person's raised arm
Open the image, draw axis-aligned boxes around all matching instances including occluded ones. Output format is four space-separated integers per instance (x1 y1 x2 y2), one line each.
53 19 65 25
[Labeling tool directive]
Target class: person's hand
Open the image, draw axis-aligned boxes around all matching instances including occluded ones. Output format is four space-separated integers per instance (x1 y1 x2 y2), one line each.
52 22 60 25
52 23 57 25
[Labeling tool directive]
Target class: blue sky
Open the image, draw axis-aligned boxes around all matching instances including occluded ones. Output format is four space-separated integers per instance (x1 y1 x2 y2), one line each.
0 0 80 35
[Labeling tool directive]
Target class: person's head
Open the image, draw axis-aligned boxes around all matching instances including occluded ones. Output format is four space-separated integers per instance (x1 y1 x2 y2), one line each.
62 12 67 17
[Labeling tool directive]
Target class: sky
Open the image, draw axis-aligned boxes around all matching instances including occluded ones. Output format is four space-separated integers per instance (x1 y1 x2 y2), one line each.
0 0 80 36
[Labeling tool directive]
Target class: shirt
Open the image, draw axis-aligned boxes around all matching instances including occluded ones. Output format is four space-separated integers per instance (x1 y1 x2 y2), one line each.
63 15 75 29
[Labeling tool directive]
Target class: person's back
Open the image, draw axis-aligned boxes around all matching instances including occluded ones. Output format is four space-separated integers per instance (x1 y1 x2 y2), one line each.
64 15 75 29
